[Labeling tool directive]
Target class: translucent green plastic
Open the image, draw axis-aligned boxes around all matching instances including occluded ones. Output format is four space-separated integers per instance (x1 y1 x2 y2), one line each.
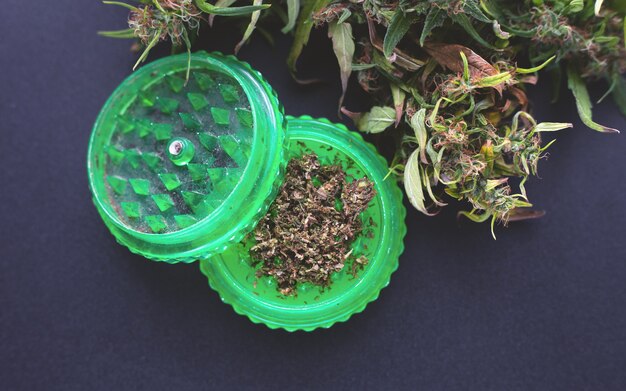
200 117 407 331
87 52 285 263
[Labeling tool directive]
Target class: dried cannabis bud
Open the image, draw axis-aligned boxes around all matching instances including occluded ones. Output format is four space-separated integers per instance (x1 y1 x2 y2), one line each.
100 0 270 78
283 0 624 237
250 154 375 296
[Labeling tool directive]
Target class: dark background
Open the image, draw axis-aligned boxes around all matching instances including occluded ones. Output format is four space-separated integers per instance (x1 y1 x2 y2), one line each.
1 1 625 390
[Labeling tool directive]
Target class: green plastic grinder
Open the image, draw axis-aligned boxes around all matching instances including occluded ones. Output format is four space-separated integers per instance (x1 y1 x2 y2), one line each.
88 52 285 263
88 52 406 331
200 116 407 331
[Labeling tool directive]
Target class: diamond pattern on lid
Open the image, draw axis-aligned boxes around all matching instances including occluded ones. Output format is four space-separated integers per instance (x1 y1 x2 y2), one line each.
129 178 151 196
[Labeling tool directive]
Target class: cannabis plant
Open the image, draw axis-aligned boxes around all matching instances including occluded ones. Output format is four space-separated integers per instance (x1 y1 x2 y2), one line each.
100 0 270 79
283 0 624 236
101 0 625 236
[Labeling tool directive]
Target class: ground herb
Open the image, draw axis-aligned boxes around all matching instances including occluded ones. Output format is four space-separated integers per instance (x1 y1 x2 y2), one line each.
250 154 375 296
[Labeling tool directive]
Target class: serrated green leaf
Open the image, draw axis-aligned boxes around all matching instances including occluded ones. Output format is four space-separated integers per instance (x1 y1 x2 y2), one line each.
410 109 428 164
357 106 395 133
383 9 413 58
534 122 573 132
404 149 434 215
567 65 619 133
419 6 445 46
450 13 499 50
463 0 492 23
328 20 355 108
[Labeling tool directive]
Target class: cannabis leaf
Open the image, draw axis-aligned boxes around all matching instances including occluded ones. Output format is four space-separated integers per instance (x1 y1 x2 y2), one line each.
423 43 498 80
462 0 492 23
383 10 413 58
328 20 355 109
449 13 498 50
234 0 263 53
102 0 271 81
534 122 573 132
345 106 396 134
391 84 406 126
404 150 435 216
208 0 238 26
98 28 136 39
102 0 626 235
194 0 269 16
287 0 331 74
611 72 626 116
282 0 300 33
567 65 619 133
409 108 428 164
419 7 445 46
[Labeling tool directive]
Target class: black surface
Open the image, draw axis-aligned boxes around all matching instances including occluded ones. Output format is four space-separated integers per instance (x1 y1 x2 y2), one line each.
2 1 626 390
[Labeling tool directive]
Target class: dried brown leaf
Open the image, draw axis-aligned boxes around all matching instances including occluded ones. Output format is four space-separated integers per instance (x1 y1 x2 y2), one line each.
506 209 546 222
423 42 500 91
509 87 529 110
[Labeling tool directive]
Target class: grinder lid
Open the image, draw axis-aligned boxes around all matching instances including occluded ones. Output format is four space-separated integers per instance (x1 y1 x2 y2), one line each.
87 52 285 263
